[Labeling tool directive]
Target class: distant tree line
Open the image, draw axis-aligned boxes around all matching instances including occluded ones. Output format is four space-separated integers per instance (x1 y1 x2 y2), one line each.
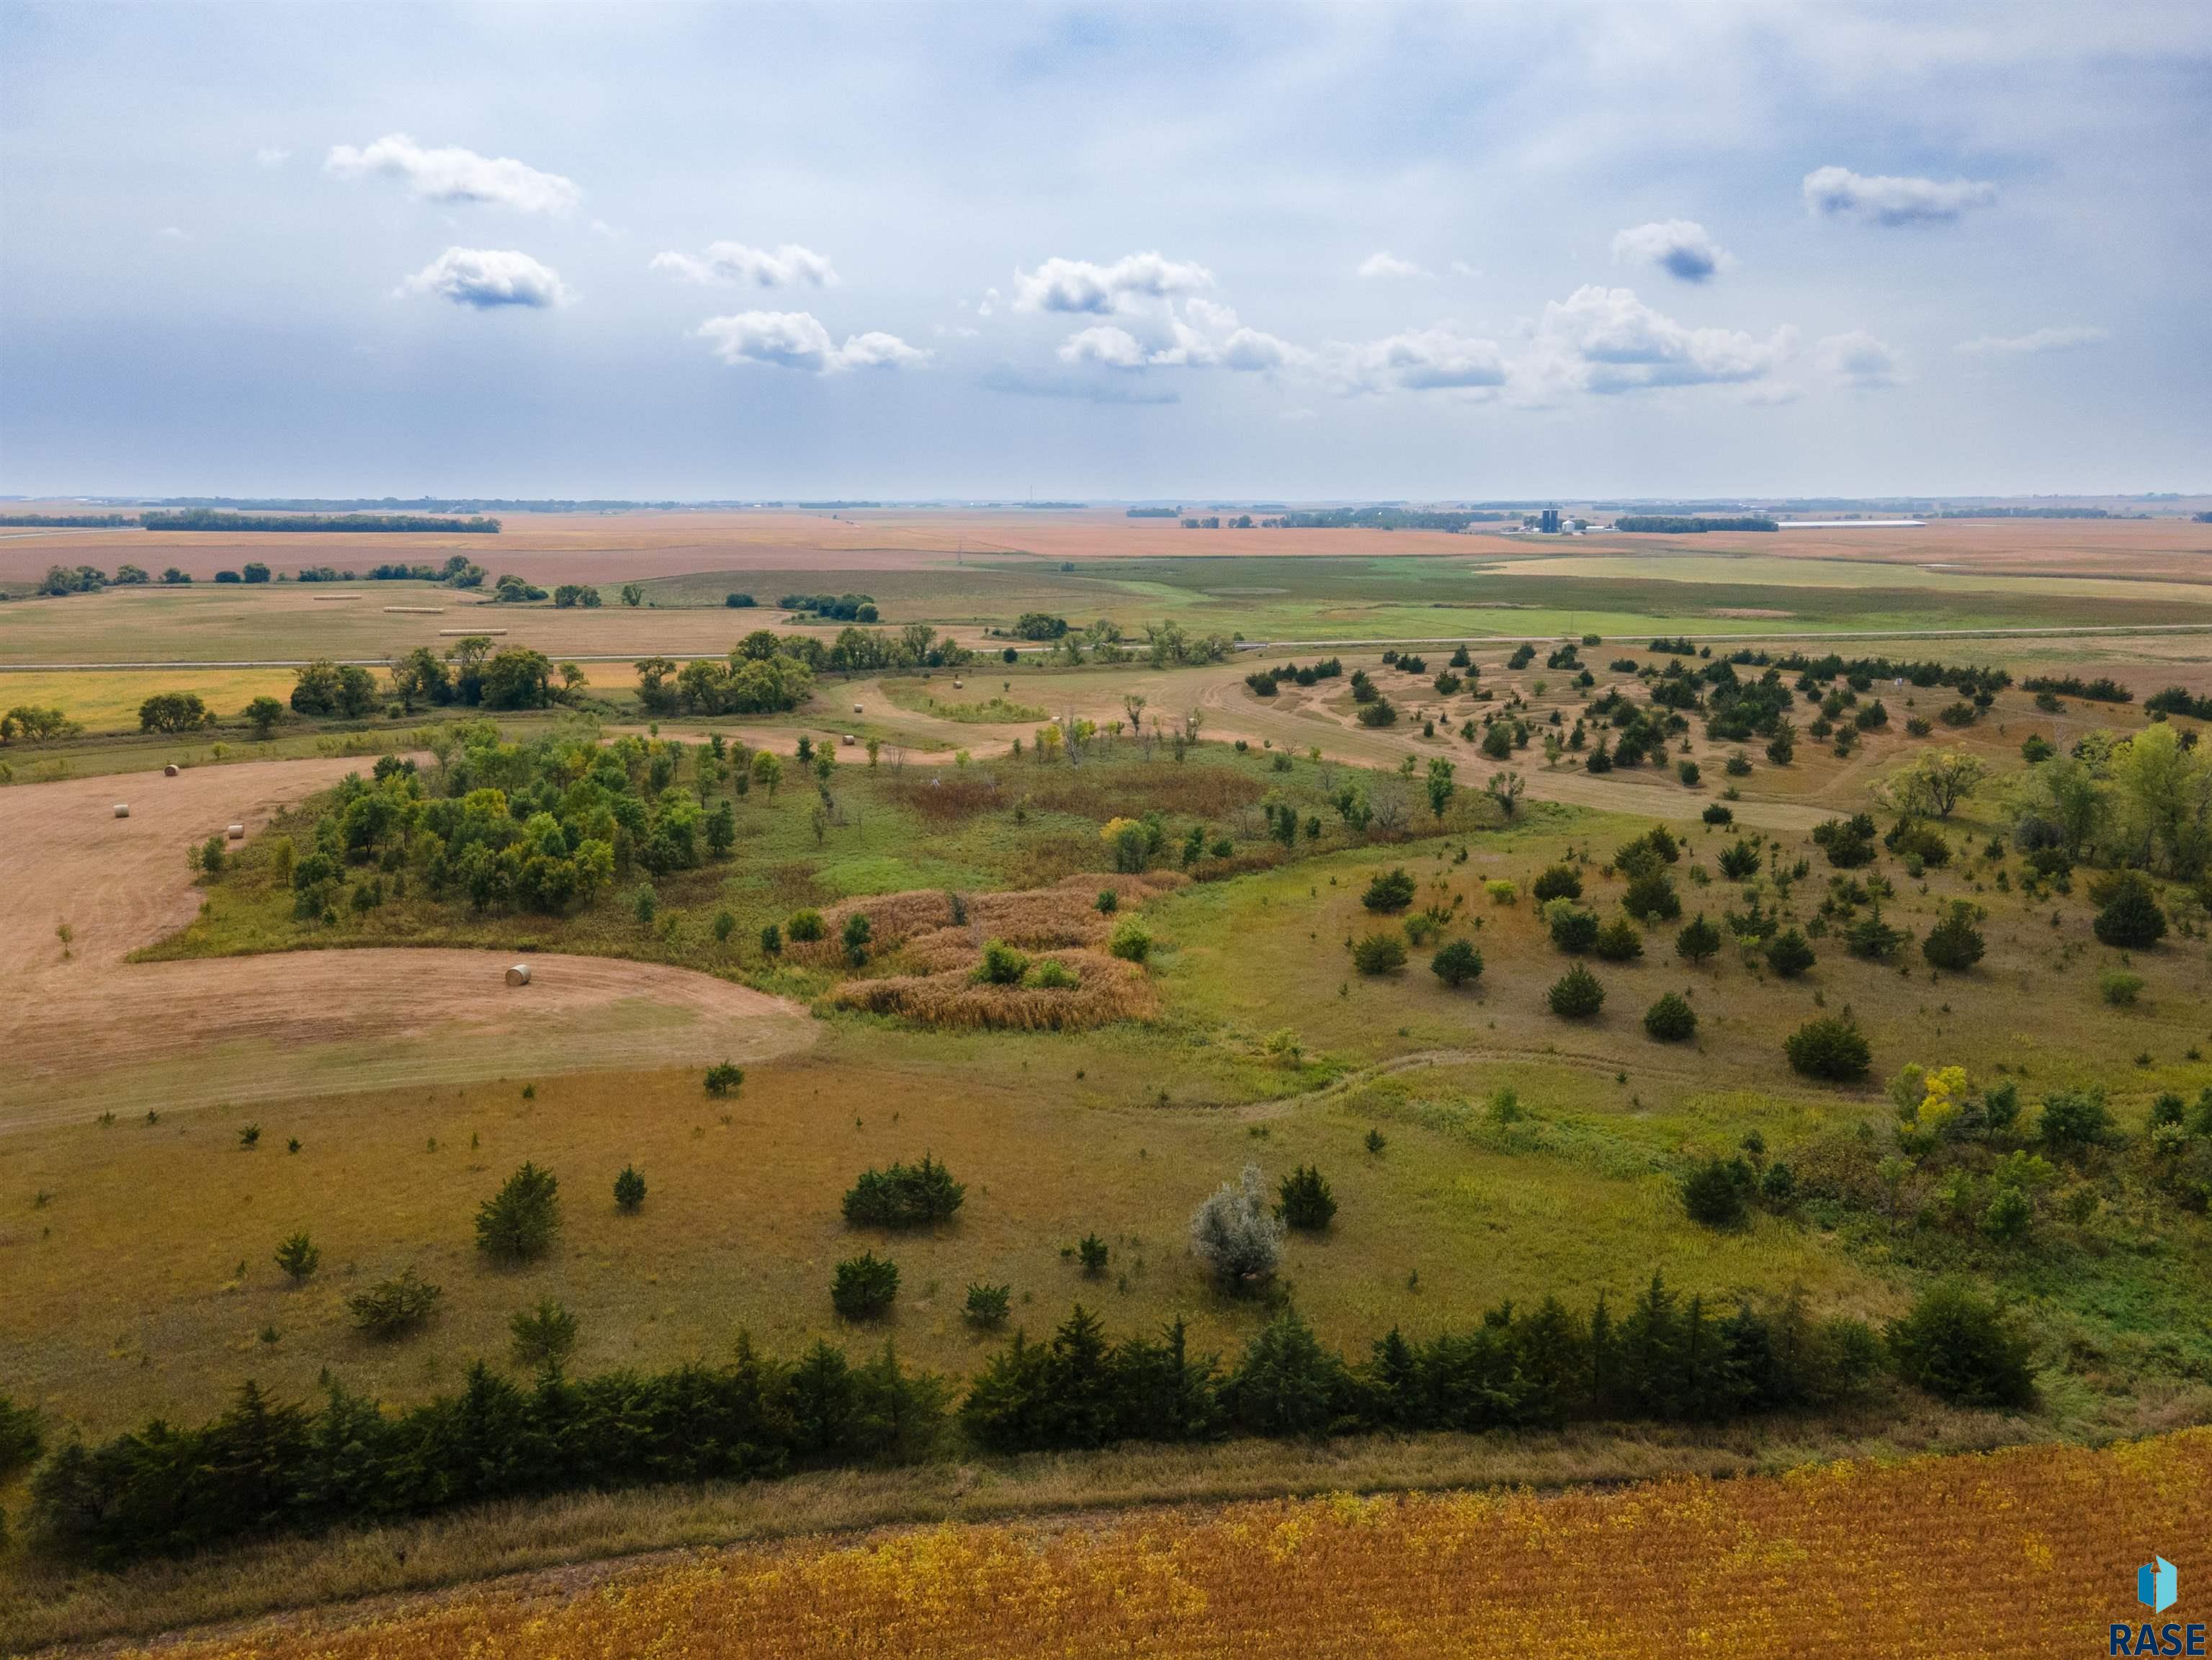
138 510 501 533
2146 686 2212 721
19 1269 2051 1568
1261 508 1506 531
0 513 133 527
1613 515 1778 533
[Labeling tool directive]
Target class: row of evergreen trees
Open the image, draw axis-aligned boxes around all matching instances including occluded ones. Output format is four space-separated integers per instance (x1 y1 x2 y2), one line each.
27 1277 1897 1566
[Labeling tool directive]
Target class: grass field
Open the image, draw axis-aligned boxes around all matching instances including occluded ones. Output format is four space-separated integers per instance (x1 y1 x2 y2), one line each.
9 519 2212 1651
65 1429 2210 1659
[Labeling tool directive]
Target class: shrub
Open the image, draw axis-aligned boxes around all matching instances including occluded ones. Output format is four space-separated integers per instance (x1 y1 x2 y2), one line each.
1594 917 1644 961
2020 734 2054 762
1716 840 1762 880
2099 969 2144 1007
1276 1165 1337 1231
1920 902 1986 972
1546 965 1605 1019
964 1282 1011 1327
1095 888 1119 914
475 1163 561 1263
1812 814 1877 868
614 1166 647 1213
510 1298 578 1371
1531 863 1582 903
1785 1014 1872 1081
1356 697 1398 728
1353 932 1408 975
1702 803 1733 826
843 1154 966 1228
831 1252 900 1319
1622 872 1681 923
1681 1158 1750 1228
1547 904 1600 953
1484 878 1518 904
273 1233 321 1285
787 908 826 942
349 1268 442 1339
1763 929 1816 978
1676 759 1700 787
2092 874 2167 949
758 922 782 956
975 939 1029 985
1980 1184 2031 1243
841 912 873 965
1724 751 1753 777
1885 1283 2035 1408
1361 868 1417 912
2038 1088 2113 1153
704 1062 745 1096
1077 1233 1110 1275
1430 937 1484 986
1033 957 1080 989
1108 918 1152 963
1673 913 1721 965
1190 1165 1285 1290
0 1395 41 1480
1642 992 1696 1042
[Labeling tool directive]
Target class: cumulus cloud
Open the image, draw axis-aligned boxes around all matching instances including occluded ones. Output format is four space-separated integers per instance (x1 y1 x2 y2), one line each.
1057 324 1149 369
1356 250 1431 280
1817 330 1903 388
1610 220 1731 282
327 133 578 215
696 311 926 373
1802 166 1995 226
1956 325 2109 357
1336 326 1508 395
650 241 839 288
398 247 570 308
1519 285 1788 398
1013 251 1214 314
1219 327 1302 372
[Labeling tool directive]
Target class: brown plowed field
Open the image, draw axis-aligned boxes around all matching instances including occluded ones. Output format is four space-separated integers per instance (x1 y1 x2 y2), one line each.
0 760 816 1128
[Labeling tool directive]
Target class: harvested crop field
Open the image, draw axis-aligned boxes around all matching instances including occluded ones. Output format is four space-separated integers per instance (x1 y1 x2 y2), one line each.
0 761 816 1128
109 1428 2210 1659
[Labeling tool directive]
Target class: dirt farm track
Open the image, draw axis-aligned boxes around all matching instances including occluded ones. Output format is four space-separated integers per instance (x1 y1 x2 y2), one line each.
0 759 816 1130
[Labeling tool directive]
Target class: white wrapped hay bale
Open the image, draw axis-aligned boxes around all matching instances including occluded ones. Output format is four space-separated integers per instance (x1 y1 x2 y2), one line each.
164 763 179 777
843 733 857 746
113 803 130 818
226 823 246 840
853 702 864 714
505 963 532 986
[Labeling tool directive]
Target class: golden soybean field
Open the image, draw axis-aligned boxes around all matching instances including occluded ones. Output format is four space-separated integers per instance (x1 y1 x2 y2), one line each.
144 1429 2208 1659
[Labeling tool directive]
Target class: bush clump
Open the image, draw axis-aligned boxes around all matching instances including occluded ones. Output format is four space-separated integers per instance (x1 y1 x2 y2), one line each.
1361 868 1417 912
1430 937 1483 986
349 1268 442 1339
2091 873 2167 949
1353 932 1408 975
1190 1166 1285 1291
831 1252 900 1319
964 1282 1011 1327
1763 929 1815 978
1547 903 1600 954
704 1062 745 1096
1108 918 1152 963
1276 1165 1337 1231
1643 992 1696 1042
974 939 1029 985
1680 1158 1750 1228
475 1163 561 1263
843 1154 965 1229
1785 1014 1872 1081
1547 965 1606 1019
1531 863 1582 903
1593 917 1644 961
613 1166 647 1213
1884 1283 2035 1408
786 908 826 942
1920 901 1986 971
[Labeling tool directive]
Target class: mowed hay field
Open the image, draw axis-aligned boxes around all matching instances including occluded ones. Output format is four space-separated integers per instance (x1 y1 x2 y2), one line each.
110 1429 2212 1660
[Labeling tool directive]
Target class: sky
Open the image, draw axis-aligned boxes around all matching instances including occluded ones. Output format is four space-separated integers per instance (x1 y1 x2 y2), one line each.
2 1 2208 501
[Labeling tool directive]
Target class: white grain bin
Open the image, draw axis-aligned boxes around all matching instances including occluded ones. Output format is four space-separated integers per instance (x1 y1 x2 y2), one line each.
842 733 857 746
164 763 179 777
226 823 246 840
113 803 130 818
505 963 532 986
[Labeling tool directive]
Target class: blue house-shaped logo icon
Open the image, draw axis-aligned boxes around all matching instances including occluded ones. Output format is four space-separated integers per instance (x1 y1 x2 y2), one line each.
2139 1556 2178 1615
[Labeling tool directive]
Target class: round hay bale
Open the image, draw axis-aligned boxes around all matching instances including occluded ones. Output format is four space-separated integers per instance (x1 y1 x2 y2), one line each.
113 803 130 818
505 963 532 986
842 733 857 746
164 763 180 777
226 822 246 840
852 702 864 715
